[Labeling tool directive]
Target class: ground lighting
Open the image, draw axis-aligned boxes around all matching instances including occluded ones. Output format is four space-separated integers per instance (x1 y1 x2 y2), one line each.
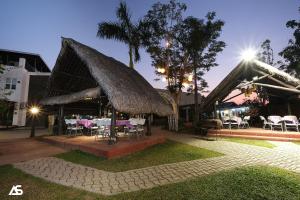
29 106 40 137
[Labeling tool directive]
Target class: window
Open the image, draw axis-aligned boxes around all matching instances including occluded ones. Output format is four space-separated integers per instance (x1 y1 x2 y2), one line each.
11 78 17 90
5 78 17 90
5 78 11 89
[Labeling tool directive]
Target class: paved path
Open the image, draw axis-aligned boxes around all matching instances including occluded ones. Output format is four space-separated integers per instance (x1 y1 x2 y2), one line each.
14 134 300 196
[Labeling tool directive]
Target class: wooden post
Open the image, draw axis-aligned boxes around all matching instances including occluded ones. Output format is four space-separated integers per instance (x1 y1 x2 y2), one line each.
213 101 218 119
146 114 152 136
58 105 64 135
98 89 102 117
109 107 117 145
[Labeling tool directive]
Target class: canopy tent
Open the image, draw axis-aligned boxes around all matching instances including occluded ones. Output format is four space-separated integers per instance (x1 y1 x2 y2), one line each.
41 38 172 141
202 59 300 115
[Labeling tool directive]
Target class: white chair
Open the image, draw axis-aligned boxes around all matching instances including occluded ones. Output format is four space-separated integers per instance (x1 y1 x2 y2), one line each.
240 116 250 128
282 115 299 132
137 118 146 136
222 116 241 129
260 116 272 130
88 119 99 136
94 119 110 140
67 119 83 136
268 115 283 131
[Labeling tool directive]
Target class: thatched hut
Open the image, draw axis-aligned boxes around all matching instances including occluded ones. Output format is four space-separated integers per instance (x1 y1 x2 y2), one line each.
41 38 172 140
202 59 300 117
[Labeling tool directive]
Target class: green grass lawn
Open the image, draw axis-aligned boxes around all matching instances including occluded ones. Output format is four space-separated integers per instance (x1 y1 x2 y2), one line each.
1 165 300 200
55 140 223 172
222 137 276 148
293 141 300 145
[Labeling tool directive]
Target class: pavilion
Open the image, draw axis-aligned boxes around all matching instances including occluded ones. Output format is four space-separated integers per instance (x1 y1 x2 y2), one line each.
202 59 300 118
41 38 172 143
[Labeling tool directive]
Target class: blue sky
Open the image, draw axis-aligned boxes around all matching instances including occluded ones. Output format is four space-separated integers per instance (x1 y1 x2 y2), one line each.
0 0 298 92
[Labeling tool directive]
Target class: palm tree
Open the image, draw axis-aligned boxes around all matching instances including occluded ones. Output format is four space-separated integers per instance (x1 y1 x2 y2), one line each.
97 1 141 69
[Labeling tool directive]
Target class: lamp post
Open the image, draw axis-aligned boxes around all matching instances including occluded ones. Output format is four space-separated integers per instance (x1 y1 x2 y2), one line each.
30 106 40 138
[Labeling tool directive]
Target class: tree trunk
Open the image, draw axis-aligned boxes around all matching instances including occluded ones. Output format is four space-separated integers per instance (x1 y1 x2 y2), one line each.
193 66 199 127
129 45 134 68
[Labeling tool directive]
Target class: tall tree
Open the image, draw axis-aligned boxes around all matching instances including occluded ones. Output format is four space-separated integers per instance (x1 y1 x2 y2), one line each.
141 0 189 131
177 14 225 125
257 39 274 65
97 1 141 68
279 7 300 78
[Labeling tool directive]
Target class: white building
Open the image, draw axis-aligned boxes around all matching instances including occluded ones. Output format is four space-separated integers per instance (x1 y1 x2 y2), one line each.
0 49 51 126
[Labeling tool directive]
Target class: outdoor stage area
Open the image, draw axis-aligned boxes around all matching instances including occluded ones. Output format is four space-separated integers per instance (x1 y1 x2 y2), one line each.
208 128 300 142
39 134 166 159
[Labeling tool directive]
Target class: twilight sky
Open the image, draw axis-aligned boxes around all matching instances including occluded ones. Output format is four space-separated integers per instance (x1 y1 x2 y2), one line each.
0 0 298 103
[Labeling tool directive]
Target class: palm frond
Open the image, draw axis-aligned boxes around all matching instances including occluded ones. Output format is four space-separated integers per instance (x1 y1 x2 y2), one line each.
97 22 128 42
116 1 132 29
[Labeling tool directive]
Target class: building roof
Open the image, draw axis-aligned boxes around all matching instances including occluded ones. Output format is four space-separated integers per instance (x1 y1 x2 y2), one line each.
41 38 172 116
202 59 300 111
0 49 50 72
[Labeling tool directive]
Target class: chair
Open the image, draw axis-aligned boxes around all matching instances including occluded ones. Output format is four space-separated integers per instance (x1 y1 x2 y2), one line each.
260 116 272 130
268 115 283 131
94 119 110 140
88 119 99 136
137 118 146 136
282 115 299 132
222 116 241 129
240 116 250 128
67 119 83 136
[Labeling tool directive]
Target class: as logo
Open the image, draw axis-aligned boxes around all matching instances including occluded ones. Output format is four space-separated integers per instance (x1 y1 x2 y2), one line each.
9 185 23 196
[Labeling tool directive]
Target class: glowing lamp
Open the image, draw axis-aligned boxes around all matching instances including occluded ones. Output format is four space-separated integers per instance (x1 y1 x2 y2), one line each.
188 74 193 82
241 48 256 62
182 82 189 87
30 106 40 115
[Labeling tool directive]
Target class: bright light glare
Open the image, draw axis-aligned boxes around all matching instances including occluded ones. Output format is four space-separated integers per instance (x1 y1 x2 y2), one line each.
240 48 256 61
188 74 193 82
30 106 40 115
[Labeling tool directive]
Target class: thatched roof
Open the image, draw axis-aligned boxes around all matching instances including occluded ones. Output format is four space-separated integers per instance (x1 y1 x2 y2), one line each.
202 59 300 111
41 38 172 116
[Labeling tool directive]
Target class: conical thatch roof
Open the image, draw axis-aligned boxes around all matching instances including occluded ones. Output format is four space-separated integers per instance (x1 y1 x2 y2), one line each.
202 59 300 111
41 38 172 116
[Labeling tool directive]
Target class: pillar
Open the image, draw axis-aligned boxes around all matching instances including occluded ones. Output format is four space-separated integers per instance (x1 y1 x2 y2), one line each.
58 105 64 135
109 106 117 145
146 114 152 136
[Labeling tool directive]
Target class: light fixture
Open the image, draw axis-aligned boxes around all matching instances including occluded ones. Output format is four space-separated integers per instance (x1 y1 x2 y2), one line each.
182 82 189 87
240 48 257 62
160 68 166 74
29 106 40 115
188 74 193 82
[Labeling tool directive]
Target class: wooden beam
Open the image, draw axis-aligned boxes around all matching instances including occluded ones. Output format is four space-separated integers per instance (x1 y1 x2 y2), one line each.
253 83 300 94
254 70 295 89
237 74 269 89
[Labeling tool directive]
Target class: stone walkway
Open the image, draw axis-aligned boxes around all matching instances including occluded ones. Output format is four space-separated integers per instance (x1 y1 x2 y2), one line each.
14 134 300 196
